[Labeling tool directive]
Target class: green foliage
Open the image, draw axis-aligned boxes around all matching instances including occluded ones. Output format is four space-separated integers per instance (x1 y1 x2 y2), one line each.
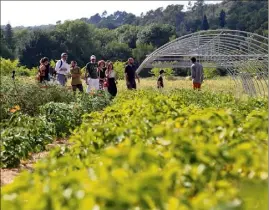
132 43 155 64
0 77 111 167
113 61 126 80
137 23 176 48
0 76 75 118
1 112 55 168
150 67 174 77
219 9 226 28
202 15 209 30
39 92 111 137
1 89 267 209
0 58 35 77
103 41 132 61
3 1 266 70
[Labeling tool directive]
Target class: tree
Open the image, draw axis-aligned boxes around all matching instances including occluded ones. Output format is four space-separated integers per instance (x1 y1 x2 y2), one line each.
54 20 98 65
137 24 175 48
132 43 155 64
102 11 107 18
89 13 102 25
115 25 140 48
20 30 58 68
219 9 226 28
194 0 205 19
187 1 192 11
4 23 15 51
202 15 209 30
103 41 132 61
0 28 14 59
14 29 32 56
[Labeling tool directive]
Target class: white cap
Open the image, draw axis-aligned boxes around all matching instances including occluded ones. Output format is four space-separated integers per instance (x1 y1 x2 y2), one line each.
90 55 96 60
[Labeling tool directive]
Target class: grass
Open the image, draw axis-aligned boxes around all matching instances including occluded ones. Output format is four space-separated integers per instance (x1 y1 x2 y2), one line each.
19 75 268 99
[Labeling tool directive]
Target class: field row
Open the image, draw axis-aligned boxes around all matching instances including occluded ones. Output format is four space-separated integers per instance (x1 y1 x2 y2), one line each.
1 88 268 210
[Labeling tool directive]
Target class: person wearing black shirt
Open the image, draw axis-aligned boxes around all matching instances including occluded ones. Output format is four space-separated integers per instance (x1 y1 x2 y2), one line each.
157 69 165 88
124 57 140 90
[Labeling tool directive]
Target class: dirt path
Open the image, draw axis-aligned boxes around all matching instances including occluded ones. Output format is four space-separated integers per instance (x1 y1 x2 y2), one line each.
1 138 69 186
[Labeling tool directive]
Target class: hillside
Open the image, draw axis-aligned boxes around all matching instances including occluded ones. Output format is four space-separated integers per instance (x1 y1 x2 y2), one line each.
0 0 268 68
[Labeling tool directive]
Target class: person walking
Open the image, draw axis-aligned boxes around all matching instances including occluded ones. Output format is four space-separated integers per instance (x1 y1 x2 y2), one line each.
157 69 165 88
124 57 140 90
38 57 50 84
70 61 83 93
190 57 204 90
97 60 106 90
105 61 117 97
55 53 70 86
85 55 99 93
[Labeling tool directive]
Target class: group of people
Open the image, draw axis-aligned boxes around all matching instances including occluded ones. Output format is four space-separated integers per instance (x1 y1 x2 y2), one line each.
38 53 204 96
38 53 142 97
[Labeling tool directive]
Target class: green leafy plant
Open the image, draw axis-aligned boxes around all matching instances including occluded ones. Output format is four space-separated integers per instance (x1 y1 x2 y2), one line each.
150 67 174 79
1 89 267 209
1 112 55 168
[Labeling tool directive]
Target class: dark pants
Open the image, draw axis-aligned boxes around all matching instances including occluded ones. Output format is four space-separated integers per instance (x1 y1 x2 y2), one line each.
108 78 117 97
39 76 49 84
72 84 83 92
127 80 136 90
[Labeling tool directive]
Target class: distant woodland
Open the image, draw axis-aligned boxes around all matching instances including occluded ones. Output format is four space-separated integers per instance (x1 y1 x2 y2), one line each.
1 0 268 68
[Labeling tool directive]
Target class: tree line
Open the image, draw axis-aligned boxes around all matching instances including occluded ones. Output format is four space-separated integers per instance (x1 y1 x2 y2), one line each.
0 0 268 69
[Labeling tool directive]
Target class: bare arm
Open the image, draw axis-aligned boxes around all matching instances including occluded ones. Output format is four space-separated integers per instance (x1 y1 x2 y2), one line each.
135 72 140 83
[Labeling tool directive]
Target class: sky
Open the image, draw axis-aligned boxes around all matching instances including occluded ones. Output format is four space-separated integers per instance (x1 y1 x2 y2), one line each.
1 1 222 27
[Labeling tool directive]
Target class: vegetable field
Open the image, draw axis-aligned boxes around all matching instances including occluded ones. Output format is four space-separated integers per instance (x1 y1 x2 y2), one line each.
1 76 268 210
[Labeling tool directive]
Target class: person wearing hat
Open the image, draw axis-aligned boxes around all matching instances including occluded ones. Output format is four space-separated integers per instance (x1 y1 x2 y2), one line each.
55 53 70 86
85 55 99 93
157 69 165 88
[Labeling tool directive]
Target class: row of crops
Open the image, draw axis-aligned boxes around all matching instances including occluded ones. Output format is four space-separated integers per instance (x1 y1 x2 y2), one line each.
1 87 268 209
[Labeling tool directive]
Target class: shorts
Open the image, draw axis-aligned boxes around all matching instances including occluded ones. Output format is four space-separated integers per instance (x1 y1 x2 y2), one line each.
86 78 99 93
127 80 136 90
193 82 201 89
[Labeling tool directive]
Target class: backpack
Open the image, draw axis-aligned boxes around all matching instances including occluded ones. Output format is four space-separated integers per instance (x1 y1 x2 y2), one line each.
59 60 63 68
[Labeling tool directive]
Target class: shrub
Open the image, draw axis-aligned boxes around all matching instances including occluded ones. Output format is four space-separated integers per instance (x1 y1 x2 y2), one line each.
150 67 174 77
1 89 267 209
0 76 75 119
113 61 125 80
1 112 55 168
0 58 34 77
40 102 80 137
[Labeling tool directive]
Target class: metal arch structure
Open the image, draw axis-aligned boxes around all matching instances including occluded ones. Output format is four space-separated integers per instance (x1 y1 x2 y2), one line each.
136 29 268 97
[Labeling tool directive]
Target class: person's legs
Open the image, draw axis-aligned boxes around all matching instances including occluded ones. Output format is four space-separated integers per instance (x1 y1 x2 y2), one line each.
127 80 136 90
131 80 136 89
86 78 92 93
193 82 201 90
77 84 83 92
99 80 104 90
127 82 132 89
93 79 99 90
72 85 77 92
57 74 66 86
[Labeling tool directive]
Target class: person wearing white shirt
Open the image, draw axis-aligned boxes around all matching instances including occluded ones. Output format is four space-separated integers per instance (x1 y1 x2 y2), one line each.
105 61 117 97
55 53 70 86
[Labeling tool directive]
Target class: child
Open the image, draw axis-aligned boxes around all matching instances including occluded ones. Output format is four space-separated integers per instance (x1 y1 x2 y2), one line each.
157 69 165 88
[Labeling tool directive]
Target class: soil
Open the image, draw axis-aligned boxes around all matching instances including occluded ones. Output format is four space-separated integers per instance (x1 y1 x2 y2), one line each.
1 138 69 186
